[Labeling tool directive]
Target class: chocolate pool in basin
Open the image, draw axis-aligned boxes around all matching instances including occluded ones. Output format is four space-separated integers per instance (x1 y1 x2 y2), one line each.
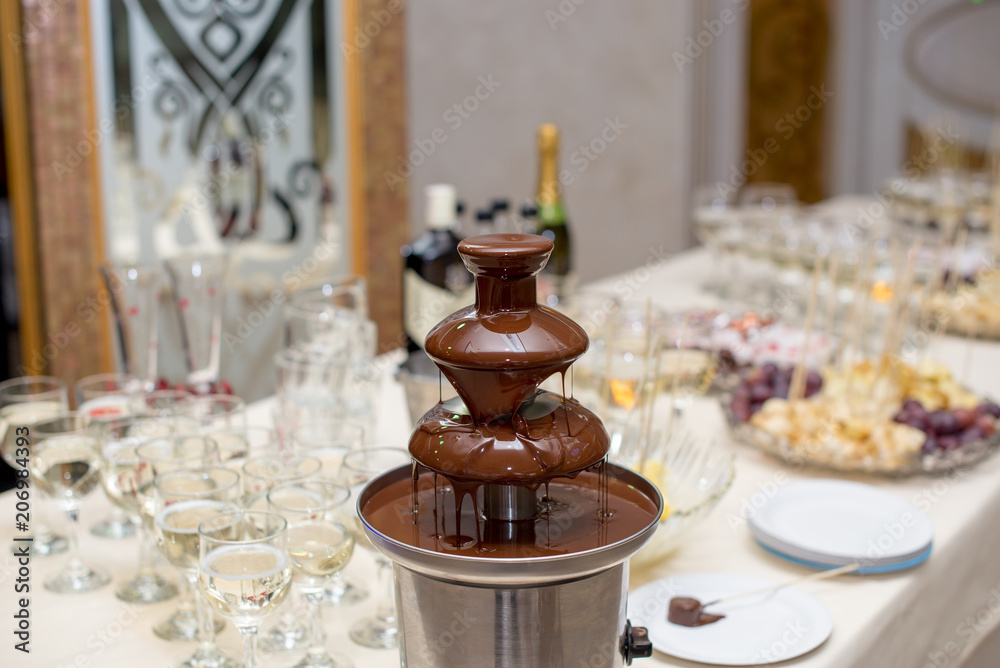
359 234 661 667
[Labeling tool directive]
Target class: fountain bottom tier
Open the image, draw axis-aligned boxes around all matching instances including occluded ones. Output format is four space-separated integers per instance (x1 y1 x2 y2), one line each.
359 464 662 667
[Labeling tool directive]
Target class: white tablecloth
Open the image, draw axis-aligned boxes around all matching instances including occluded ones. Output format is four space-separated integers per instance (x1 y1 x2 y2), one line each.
4 247 1000 668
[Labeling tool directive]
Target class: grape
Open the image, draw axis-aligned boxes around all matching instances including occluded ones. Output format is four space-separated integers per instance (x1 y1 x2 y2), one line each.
937 435 960 451
761 362 778 379
750 383 772 402
959 427 984 444
953 408 975 430
976 401 1000 419
921 436 938 454
731 399 751 422
975 415 996 437
927 411 961 436
902 399 924 412
805 370 823 392
772 380 790 400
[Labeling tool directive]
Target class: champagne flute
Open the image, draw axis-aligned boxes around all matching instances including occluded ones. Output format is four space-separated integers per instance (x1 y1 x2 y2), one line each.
99 415 184 603
155 467 242 668
268 480 355 668
137 436 223 642
199 510 293 668
183 394 247 433
289 420 368 606
76 372 145 539
30 417 108 593
340 447 412 649
0 376 69 556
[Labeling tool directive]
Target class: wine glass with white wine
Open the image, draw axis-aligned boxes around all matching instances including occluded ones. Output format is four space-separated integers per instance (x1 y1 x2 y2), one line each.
268 480 355 668
154 466 242 668
30 415 108 593
199 510 294 668
0 376 69 557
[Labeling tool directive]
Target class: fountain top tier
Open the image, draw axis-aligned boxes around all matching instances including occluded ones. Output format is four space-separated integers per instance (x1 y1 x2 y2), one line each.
410 234 609 484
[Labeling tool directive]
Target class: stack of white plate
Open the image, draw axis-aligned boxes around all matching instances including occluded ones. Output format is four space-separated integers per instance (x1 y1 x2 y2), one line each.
747 479 934 574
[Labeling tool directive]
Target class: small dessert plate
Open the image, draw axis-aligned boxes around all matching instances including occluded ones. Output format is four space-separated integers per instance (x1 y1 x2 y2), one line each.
628 573 833 665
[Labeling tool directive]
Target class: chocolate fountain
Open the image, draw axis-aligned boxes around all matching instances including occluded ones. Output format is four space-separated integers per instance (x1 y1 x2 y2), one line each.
359 234 660 667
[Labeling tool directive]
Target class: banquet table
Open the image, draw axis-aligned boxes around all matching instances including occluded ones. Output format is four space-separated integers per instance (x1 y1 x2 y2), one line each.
4 246 1000 668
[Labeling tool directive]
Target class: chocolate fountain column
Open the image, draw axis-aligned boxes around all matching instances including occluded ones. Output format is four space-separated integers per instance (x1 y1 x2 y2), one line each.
359 234 660 668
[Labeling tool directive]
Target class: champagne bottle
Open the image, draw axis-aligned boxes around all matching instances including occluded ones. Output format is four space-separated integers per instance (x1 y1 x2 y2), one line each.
534 124 574 306
401 184 474 351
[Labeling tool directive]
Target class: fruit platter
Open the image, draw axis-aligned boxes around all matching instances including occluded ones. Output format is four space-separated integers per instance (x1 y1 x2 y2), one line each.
724 359 1000 475
924 269 1000 340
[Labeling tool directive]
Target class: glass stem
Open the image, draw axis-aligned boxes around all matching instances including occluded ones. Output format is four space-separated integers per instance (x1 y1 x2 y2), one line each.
176 569 195 615
240 626 259 668
375 557 396 624
62 503 87 576
136 522 157 577
306 592 327 657
189 572 218 654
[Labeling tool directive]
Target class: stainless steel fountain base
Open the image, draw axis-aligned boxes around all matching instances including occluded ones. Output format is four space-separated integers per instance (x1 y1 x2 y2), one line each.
359 464 662 668
395 561 630 668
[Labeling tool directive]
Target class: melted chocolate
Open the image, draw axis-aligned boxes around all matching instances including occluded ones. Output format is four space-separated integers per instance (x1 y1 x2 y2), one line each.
361 470 658 558
668 597 725 627
409 395 609 483
418 234 604 480
369 234 658 559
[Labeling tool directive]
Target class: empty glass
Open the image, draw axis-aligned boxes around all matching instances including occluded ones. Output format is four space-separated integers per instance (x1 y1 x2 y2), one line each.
291 274 368 318
101 262 163 392
268 480 355 667
165 253 228 393
340 447 412 649
199 511 293 668
692 185 743 297
0 376 69 557
155 467 241 668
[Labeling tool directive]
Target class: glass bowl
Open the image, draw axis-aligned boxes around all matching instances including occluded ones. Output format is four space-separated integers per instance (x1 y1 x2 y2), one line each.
630 435 735 567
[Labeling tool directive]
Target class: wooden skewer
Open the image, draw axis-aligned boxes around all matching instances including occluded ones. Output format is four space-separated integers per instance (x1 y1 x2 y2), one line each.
845 249 876 371
837 249 872 369
789 255 824 402
824 253 840 347
701 563 861 610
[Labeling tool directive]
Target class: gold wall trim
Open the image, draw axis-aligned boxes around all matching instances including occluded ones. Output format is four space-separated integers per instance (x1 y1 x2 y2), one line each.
79 0 114 374
0 1 44 375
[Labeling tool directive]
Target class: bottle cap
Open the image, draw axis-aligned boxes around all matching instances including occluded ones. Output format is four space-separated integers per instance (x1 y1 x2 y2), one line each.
475 208 494 222
491 199 510 213
520 204 538 219
425 184 457 230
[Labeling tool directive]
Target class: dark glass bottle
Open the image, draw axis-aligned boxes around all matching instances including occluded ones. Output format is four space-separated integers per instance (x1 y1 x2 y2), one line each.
475 208 494 236
534 124 575 306
401 184 474 351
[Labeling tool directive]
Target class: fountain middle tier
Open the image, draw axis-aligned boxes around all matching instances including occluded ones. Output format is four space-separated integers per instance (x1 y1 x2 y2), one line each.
409 391 610 484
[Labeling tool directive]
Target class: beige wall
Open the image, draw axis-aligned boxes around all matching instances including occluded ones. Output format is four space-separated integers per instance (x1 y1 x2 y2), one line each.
405 2 694 283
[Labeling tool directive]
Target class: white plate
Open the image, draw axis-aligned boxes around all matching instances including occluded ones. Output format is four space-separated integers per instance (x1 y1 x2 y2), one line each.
749 524 930 567
629 573 833 665
747 479 933 564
